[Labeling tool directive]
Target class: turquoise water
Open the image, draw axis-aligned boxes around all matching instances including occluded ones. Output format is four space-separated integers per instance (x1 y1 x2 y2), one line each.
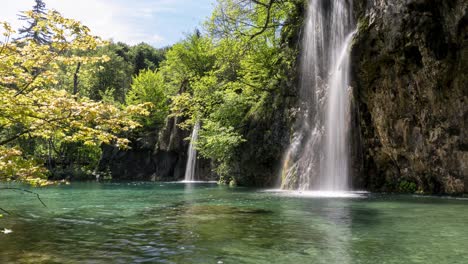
0 182 467 264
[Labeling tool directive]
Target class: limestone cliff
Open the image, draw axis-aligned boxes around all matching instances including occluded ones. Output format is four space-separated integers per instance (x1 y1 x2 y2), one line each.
351 0 467 193
98 116 215 181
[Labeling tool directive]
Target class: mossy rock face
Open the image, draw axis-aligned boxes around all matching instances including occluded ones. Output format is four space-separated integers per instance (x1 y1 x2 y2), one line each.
398 180 418 193
351 0 467 194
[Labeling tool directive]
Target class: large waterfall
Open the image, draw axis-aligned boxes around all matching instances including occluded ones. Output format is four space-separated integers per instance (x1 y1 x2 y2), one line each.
281 0 355 191
184 122 200 182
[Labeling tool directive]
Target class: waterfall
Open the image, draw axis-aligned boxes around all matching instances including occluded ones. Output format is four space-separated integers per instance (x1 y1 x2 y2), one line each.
184 122 200 182
321 32 355 191
281 0 355 191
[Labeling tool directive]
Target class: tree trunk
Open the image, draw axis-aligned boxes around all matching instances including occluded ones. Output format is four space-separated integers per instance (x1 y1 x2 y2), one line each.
73 62 81 95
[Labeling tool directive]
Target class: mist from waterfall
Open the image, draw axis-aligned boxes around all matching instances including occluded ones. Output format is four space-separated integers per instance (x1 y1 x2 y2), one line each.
184 122 200 182
281 0 355 191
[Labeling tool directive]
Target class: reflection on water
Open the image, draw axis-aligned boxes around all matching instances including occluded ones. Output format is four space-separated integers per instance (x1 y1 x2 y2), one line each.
0 182 467 264
321 201 352 264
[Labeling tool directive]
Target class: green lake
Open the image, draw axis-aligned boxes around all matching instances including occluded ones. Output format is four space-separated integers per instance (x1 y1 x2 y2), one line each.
0 182 467 263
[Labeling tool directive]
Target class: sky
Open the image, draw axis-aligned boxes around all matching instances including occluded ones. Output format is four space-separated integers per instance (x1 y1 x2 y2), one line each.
0 0 216 48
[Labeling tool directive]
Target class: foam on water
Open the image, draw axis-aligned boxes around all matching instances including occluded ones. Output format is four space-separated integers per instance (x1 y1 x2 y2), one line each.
265 189 368 198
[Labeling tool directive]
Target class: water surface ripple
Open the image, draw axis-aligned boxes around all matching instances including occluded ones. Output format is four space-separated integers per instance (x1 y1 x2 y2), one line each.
0 182 467 264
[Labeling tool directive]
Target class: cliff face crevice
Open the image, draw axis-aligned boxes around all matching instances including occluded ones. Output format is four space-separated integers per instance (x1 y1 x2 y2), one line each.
351 0 468 193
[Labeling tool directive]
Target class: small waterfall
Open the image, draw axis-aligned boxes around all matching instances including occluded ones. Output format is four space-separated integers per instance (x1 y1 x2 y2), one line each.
281 0 355 191
184 122 200 182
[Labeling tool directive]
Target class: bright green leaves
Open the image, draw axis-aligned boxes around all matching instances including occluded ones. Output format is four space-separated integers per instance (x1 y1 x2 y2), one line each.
207 0 295 43
127 69 168 126
153 2 296 177
197 120 245 164
0 11 108 96
0 88 146 147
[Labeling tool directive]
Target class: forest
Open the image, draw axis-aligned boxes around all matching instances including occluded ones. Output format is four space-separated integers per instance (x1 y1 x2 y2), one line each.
1 0 301 187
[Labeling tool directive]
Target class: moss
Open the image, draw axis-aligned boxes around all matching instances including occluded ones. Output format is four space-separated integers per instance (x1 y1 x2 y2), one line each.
357 16 371 34
398 180 418 193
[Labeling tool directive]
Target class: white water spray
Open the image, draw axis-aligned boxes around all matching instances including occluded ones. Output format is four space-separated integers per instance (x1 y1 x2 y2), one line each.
281 0 355 191
184 122 200 182
321 31 355 190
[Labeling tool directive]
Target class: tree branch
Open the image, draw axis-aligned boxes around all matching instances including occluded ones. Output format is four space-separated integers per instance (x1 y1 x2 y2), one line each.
0 129 32 146
14 46 67 97
250 0 275 40
0 207 11 215
0 188 47 208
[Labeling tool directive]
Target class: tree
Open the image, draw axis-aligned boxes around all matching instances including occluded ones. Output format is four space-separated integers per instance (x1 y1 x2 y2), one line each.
17 0 52 44
0 11 149 184
127 69 169 127
207 0 292 40
85 43 133 103
164 1 295 179
130 43 166 75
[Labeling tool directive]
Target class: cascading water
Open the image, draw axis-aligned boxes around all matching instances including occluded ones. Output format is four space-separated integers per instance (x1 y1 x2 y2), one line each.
184 122 200 182
281 0 355 191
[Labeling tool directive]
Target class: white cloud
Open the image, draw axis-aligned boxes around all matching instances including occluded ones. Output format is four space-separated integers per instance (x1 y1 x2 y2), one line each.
0 0 207 47
151 34 165 43
0 0 215 47
47 0 166 45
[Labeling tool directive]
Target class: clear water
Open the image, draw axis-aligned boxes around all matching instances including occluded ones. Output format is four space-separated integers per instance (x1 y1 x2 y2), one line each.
1 182 467 264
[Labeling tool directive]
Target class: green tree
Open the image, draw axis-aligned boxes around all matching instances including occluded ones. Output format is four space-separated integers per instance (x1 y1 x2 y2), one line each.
130 43 166 75
86 43 133 103
0 11 149 184
17 0 52 44
165 0 296 179
127 69 169 127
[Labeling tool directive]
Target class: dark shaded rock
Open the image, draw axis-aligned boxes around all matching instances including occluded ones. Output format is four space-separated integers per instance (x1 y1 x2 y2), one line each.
351 0 467 194
153 116 190 181
97 130 158 180
236 90 293 187
98 116 216 182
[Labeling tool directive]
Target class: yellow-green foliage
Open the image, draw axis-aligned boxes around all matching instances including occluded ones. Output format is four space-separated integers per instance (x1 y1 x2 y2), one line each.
0 11 149 183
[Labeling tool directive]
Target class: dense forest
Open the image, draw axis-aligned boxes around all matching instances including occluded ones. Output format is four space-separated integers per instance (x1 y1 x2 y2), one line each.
1 0 302 186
